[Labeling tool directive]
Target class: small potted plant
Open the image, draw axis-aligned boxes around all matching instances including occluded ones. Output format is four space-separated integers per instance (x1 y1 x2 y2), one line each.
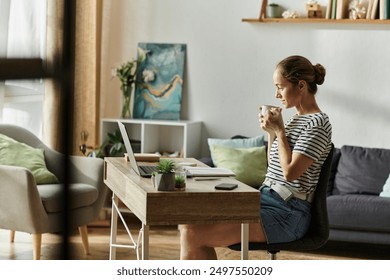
175 173 186 191
152 159 176 191
267 3 282 18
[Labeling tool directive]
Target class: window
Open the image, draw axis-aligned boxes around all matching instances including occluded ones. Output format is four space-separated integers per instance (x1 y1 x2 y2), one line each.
0 0 47 138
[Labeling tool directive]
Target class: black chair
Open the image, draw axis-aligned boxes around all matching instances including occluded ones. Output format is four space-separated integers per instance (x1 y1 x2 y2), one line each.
229 144 334 260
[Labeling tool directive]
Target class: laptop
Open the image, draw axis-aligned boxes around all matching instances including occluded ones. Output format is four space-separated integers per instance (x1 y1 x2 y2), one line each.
117 121 158 177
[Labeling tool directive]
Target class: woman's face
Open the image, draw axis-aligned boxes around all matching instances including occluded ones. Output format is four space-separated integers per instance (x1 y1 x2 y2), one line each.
273 68 301 109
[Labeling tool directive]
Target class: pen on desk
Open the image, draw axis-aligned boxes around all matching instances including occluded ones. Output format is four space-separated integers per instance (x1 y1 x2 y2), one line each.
193 177 221 181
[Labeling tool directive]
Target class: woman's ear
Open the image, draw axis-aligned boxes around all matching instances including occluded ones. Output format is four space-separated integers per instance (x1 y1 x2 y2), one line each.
298 80 307 93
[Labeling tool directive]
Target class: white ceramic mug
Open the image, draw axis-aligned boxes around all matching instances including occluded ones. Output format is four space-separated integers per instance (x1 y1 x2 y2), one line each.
260 104 277 116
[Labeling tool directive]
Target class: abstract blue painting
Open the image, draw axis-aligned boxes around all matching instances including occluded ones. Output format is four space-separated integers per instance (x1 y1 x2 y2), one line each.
133 43 186 120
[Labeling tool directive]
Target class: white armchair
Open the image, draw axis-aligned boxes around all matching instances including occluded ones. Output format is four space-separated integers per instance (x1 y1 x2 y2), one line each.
0 124 107 259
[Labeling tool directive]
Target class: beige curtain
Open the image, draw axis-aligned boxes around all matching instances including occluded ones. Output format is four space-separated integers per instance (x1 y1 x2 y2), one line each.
43 0 65 151
73 0 102 155
43 0 103 155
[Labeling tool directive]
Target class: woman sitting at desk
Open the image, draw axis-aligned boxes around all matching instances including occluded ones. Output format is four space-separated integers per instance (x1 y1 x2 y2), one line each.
179 55 332 259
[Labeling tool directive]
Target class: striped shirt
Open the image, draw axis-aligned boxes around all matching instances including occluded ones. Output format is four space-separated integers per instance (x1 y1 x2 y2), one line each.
265 112 332 194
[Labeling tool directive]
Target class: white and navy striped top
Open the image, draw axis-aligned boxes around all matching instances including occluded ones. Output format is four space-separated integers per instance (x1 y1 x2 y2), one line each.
265 112 332 195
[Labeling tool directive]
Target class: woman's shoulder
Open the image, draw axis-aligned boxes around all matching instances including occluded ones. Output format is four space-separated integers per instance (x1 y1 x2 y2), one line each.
292 112 330 126
305 112 331 127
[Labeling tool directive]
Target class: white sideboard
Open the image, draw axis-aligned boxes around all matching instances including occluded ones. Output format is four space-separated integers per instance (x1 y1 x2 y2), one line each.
101 118 202 158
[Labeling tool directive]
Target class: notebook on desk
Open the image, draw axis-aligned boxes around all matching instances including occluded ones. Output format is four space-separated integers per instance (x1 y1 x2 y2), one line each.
185 166 235 177
117 121 158 177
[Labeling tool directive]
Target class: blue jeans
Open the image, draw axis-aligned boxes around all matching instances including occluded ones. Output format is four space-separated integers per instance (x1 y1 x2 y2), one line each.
260 186 312 244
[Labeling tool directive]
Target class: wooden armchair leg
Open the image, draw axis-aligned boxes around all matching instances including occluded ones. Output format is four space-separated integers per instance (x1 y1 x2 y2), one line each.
32 233 42 260
78 225 90 255
10 230 15 242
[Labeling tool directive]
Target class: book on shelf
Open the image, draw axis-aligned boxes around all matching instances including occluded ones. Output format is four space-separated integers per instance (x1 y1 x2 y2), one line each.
380 0 385 19
336 0 349 19
325 0 333 19
367 0 374 19
379 0 390 19
388 0 390 19
371 0 380 19
331 0 338 19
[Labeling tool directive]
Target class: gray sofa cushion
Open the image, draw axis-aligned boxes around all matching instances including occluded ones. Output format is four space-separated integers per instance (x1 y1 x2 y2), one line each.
327 194 390 232
37 183 98 213
333 146 390 195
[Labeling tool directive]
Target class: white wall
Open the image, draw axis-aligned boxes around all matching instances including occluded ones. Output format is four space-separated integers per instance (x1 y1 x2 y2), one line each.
101 0 390 157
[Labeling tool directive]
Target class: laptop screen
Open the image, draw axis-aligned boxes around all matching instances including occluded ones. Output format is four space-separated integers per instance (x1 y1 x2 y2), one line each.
117 121 141 176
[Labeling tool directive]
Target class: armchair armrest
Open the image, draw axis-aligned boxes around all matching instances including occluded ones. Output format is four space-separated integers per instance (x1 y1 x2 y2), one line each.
0 165 48 233
68 156 104 188
68 156 107 216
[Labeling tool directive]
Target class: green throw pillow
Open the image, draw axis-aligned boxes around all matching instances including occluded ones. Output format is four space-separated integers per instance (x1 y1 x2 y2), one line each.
210 145 267 188
0 133 59 185
208 135 264 164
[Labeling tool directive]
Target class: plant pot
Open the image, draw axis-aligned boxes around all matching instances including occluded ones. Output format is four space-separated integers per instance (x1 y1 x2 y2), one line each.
153 173 176 191
267 5 281 18
175 170 187 191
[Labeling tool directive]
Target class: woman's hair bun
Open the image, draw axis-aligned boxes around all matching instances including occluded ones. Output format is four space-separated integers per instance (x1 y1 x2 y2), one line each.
314 63 326 85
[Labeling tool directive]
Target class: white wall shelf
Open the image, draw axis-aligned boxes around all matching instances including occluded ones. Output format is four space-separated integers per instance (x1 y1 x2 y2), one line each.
101 118 202 158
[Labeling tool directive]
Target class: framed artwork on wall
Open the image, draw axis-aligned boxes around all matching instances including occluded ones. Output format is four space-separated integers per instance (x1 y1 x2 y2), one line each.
133 43 186 120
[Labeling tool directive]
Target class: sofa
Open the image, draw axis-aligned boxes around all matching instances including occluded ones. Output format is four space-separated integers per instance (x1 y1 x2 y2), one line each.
326 145 390 245
200 136 390 246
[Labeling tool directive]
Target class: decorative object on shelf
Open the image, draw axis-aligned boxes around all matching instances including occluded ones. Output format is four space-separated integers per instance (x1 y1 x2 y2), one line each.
282 10 300 19
121 84 132 118
93 129 124 158
306 0 323 18
267 3 282 18
113 48 147 119
133 43 186 121
349 0 367 20
152 159 176 191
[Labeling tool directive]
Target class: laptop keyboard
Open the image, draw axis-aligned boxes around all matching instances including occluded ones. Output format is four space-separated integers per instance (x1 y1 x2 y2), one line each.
139 165 158 174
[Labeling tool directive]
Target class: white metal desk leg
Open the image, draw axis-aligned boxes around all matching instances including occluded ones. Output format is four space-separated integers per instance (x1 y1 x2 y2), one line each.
109 193 119 260
241 223 249 260
142 224 150 260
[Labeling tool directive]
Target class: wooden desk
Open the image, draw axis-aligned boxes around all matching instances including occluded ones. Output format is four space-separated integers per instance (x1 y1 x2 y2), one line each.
103 157 260 260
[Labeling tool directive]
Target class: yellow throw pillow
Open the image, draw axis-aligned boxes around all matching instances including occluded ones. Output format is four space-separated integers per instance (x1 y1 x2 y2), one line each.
210 145 267 188
0 133 59 185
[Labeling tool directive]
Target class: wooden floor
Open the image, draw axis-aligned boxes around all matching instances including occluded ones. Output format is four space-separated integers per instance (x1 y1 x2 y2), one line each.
1 213 390 260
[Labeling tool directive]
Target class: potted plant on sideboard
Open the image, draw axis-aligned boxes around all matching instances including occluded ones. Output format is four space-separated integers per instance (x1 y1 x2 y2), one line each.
93 129 125 158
